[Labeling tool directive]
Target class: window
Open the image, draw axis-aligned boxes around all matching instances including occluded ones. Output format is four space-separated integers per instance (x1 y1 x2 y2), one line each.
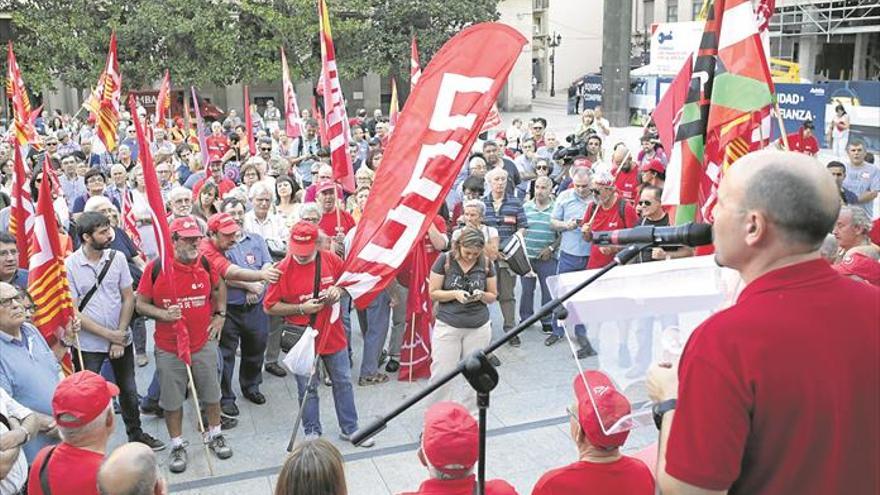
667 0 679 22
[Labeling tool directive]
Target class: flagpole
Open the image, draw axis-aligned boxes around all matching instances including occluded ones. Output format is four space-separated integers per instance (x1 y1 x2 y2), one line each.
585 149 631 228
773 101 789 150
186 364 215 476
73 334 84 369
407 313 416 384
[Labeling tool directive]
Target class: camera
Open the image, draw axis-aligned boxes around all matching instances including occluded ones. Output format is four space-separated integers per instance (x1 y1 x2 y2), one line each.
553 134 588 163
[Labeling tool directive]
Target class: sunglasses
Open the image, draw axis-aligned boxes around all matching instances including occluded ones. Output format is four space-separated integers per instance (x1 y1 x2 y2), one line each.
260 147 272 152
536 165 549 170
638 200 653 206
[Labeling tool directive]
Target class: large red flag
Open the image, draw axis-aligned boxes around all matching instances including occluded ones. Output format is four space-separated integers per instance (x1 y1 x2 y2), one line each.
155 69 171 127
6 42 39 147
28 156 75 346
244 85 256 157
398 242 432 381
129 95 191 365
9 140 34 269
318 0 355 193
339 23 527 308
121 188 143 252
281 47 304 139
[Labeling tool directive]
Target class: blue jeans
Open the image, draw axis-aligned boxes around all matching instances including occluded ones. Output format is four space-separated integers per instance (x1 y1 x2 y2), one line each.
295 348 359 436
220 303 269 405
519 256 558 325
551 251 589 338
361 291 391 377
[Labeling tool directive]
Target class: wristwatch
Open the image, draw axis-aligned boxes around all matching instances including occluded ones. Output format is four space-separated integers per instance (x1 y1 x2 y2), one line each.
213 311 226 318
652 399 677 430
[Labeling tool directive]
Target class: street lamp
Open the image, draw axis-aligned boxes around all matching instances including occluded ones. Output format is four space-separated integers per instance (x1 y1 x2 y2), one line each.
549 32 562 97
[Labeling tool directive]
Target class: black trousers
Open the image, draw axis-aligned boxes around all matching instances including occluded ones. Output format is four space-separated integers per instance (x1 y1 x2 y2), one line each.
73 343 143 439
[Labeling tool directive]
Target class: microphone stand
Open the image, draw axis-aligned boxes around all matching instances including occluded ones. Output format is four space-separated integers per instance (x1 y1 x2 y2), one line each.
350 243 651 495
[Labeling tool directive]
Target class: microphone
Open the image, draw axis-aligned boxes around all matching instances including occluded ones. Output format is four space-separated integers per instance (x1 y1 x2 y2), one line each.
592 223 713 247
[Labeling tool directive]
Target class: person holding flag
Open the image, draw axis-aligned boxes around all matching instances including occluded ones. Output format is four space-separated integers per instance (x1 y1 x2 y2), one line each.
135 216 232 473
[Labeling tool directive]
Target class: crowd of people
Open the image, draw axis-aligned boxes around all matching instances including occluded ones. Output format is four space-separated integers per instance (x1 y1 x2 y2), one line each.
0 98 878 495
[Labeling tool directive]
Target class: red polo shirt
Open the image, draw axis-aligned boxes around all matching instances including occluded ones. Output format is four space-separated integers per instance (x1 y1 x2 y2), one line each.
205 134 229 157
28 443 103 495
584 199 639 268
786 131 819 155
613 166 640 203
399 475 516 495
264 251 347 356
319 208 356 237
532 457 655 495
666 259 879 494
137 257 220 355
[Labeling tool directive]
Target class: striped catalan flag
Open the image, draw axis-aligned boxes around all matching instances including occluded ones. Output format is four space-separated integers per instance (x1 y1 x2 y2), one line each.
90 32 122 152
27 157 75 350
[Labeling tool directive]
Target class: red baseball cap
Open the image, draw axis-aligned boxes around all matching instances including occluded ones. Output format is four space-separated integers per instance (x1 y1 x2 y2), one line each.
289 221 319 257
640 158 666 175
572 371 631 449
169 216 203 238
421 402 479 475
52 371 119 428
834 253 880 286
315 180 336 194
207 212 240 235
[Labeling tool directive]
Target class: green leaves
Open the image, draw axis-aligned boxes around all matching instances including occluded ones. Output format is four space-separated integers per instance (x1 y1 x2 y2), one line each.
6 0 497 93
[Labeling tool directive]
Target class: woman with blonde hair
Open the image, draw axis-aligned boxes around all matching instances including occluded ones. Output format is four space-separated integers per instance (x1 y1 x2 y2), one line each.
574 109 597 141
275 438 347 495
428 226 498 409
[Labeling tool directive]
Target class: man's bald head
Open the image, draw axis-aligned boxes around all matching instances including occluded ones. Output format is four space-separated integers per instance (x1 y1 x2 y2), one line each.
98 442 165 495
731 150 839 247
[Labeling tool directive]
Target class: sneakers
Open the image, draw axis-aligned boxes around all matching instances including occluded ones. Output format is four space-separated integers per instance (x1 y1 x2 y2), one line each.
339 432 375 448
265 362 288 377
576 335 598 359
544 334 562 346
131 432 166 452
385 358 400 373
208 434 233 459
508 335 521 347
168 443 188 473
302 432 321 442
136 354 149 367
541 324 553 335
221 402 240 417
203 413 239 430
358 373 390 386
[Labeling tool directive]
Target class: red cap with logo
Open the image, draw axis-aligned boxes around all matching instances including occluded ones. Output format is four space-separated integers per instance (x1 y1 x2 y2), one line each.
169 216 203 238
52 371 119 428
315 180 336 194
207 212 240 235
640 158 666 175
834 253 880 286
421 401 479 476
289 221 320 257
572 371 631 449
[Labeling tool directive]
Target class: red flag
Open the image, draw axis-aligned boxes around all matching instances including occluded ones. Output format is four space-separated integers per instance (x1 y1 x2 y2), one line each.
121 188 143 251
410 36 422 91
155 69 171 127
91 33 122 152
338 23 527 307
398 242 432 381
318 0 355 193
313 98 328 147
6 42 39 147
281 47 304 139
244 85 256 157
129 95 191 365
27 155 75 346
9 140 34 268
388 77 400 129
481 102 502 132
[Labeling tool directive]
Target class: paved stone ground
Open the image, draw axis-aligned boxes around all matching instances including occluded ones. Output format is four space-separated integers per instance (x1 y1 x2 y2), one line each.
107 94 662 494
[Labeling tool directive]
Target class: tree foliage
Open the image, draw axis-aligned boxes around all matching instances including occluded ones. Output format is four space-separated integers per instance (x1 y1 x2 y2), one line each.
4 0 497 92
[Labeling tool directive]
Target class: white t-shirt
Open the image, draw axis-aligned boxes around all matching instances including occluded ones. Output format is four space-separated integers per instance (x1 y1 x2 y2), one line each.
0 387 31 495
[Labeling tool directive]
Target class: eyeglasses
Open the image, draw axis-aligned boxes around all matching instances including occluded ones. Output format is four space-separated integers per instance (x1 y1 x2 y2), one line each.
638 200 653 206
0 294 23 308
589 188 601 195
46 142 58 146
301 216 320 224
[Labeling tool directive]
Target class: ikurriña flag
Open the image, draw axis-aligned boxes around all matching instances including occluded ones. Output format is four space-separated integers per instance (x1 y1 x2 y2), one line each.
27 156 75 346
338 23 527 308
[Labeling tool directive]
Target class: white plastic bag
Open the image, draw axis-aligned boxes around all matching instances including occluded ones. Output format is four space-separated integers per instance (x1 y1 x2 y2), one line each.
283 326 318 377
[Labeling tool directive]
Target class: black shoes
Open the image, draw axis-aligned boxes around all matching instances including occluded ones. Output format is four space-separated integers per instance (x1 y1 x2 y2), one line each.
541 323 553 335
385 358 400 373
265 362 288 377
221 402 240 417
140 400 164 418
544 334 562 346
487 354 501 367
508 335 521 347
576 335 597 359
243 390 267 405
131 432 166 451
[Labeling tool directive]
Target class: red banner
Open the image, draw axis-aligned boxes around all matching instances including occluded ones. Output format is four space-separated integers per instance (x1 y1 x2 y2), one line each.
281 47 303 139
244 85 256 157
155 69 171 126
10 140 33 268
398 242 432 381
339 23 526 308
